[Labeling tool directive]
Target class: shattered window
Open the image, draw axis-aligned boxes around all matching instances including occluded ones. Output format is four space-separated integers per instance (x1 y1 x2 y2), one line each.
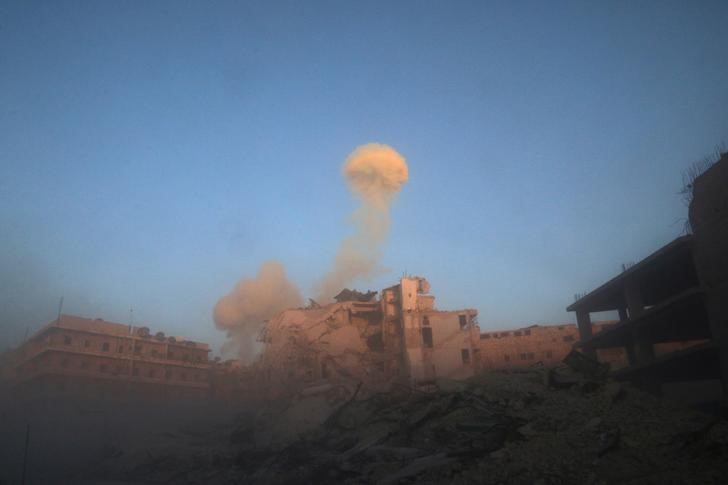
422 316 430 326
102 342 110 351
422 327 433 348
461 349 470 363
367 333 385 351
63 335 72 345
458 315 467 329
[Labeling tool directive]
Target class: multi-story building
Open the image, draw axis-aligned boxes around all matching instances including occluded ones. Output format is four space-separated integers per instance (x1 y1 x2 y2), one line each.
477 320 707 375
478 322 627 370
567 152 728 401
5 314 211 400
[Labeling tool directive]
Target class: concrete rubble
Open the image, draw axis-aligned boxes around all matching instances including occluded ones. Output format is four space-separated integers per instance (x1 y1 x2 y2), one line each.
250 276 483 403
79 358 728 484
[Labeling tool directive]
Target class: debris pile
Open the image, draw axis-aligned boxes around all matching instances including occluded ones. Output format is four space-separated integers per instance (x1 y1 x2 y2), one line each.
81 361 728 484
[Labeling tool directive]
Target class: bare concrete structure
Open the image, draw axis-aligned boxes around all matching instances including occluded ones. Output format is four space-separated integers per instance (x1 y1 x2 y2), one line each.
568 152 728 402
4 314 211 400
255 276 481 397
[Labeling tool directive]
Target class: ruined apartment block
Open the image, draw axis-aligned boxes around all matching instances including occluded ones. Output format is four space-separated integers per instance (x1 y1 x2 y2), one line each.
385 277 480 383
256 276 481 396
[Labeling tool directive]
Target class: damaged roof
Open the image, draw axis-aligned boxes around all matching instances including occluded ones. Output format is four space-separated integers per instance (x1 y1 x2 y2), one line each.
333 289 377 302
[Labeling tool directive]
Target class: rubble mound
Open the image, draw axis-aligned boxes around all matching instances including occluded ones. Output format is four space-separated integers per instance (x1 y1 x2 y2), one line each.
81 368 728 484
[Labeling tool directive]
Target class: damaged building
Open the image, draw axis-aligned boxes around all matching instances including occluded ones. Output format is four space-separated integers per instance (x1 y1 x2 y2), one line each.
255 276 480 397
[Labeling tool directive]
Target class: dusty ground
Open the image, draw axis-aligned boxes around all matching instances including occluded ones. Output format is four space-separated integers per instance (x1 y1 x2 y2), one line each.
31 366 726 485
0 397 239 484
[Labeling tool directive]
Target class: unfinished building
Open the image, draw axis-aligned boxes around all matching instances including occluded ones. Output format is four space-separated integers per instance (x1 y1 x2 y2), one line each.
568 151 728 404
255 276 480 397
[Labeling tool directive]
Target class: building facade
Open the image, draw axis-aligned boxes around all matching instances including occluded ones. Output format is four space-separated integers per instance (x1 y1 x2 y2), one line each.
383 276 480 383
478 322 626 370
5 315 211 400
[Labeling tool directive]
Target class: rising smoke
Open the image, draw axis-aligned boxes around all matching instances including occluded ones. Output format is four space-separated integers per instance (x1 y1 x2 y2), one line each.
315 143 408 301
213 143 407 359
213 261 302 362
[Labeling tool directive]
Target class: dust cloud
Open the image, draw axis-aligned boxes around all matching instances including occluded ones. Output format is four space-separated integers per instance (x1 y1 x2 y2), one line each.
213 143 407 354
315 143 408 301
213 261 302 362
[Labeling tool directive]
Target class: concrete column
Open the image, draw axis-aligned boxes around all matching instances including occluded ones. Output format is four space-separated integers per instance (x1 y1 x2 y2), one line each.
618 307 637 365
623 342 638 366
625 280 644 318
576 310 595 357
706 283 728 401
618 307 628 321
625 280 655 363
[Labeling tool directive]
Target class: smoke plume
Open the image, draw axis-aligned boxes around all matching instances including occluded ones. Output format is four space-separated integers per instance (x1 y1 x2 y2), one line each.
213 261 302 362
315 143 408 300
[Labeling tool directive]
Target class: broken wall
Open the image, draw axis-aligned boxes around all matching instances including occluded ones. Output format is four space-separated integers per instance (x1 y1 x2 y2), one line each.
256 302 398 398
420 311 480 381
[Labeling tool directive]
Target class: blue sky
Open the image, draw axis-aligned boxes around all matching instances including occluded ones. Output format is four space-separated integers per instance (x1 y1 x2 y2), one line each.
2 1 727 353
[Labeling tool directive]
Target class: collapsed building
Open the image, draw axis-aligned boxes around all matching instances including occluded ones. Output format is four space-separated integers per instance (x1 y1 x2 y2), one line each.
254 276 480 397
